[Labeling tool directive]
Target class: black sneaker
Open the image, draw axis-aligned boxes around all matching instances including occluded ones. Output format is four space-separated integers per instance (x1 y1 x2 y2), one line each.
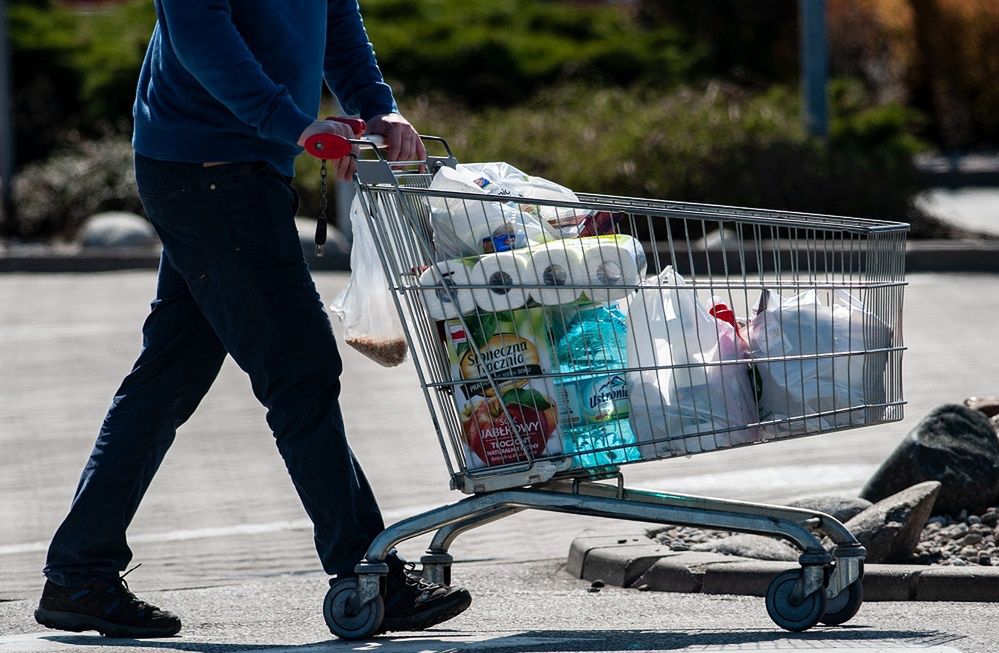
34 569 181 638
379 562 471 633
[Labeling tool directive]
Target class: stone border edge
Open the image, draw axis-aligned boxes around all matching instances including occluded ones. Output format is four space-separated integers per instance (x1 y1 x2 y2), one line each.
3 239 999 273
568 534 999 602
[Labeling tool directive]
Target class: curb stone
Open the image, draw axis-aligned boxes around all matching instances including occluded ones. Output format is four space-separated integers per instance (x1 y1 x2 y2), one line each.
4 239 999 273
570 535 999 601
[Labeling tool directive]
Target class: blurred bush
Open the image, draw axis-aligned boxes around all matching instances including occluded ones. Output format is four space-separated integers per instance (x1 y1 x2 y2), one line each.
13 136 142 241
308 83 956 239
360 0 697 107
827 0 999 149
8 0 154 165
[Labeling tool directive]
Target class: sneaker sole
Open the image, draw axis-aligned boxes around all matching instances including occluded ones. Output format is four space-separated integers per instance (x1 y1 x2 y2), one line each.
379 589 472 633
34 608 181 639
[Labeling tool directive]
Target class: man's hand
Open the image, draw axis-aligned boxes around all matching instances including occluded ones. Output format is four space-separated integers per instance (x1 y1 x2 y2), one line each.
297 120 357 181
367 113 426 165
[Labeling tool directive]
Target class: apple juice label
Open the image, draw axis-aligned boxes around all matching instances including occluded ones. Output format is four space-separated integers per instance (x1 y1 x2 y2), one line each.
556 373 631 427
444 307 563 469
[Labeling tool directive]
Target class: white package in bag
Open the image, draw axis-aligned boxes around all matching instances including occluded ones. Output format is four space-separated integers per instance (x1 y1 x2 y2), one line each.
428 163 571 259
330 197 408 367
626 267 759 458
747 289 891 433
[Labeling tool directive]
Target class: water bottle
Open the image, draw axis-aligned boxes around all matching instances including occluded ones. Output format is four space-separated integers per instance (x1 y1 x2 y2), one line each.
553 304 642 468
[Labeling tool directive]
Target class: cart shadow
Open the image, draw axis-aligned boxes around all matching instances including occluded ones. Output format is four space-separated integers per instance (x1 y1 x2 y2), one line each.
39 626 963 652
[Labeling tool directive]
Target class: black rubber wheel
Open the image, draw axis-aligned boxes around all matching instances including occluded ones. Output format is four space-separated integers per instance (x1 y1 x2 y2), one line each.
821 579 864 626
765 569 827 632
323 577 385 640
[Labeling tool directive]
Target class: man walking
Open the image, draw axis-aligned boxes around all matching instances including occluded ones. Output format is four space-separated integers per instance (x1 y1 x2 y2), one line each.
34 0 471 639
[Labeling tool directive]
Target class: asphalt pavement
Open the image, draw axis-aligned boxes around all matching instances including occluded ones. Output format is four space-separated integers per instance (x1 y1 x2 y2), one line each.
2 271 999 651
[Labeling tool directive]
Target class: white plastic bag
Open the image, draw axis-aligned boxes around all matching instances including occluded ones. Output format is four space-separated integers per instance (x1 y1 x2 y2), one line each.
330 197 408 367
626 267 759 458
747 289 890 433
428 163 572 259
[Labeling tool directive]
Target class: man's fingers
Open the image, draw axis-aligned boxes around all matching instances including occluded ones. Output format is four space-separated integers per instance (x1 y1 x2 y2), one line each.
385 125 403 161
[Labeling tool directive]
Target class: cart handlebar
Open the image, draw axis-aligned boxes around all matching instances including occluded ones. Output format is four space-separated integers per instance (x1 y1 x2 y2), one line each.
303 116 385 160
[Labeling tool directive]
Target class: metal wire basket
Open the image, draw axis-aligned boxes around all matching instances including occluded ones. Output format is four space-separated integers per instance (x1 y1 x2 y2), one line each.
350 140 907 496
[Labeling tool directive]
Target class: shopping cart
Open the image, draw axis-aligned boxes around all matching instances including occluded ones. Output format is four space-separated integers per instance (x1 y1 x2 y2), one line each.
305 122 907 638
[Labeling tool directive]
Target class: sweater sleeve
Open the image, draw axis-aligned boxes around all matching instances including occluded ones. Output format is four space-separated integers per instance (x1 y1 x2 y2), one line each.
158 0 315 146
323 0 398 120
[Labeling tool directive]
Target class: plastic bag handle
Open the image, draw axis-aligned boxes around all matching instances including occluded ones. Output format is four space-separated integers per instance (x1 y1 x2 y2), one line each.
303 117 366 160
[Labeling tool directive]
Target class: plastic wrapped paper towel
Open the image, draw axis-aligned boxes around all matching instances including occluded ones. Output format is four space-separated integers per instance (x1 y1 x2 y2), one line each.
578 235 648 303
525 242 587 306
469 250 533 312
418 259 477 320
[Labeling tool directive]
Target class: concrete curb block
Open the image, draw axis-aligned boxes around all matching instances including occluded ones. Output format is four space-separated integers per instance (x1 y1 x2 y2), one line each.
570 536 999 602
3 239 999 273
0 246 350 273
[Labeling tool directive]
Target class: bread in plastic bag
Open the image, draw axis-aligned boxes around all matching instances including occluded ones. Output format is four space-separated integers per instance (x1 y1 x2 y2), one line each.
428 163 571 259
747 288 891 434
330 197 408 367
626 267 759 458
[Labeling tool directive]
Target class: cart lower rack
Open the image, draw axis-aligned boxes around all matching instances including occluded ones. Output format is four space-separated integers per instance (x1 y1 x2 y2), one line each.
307 132 906 638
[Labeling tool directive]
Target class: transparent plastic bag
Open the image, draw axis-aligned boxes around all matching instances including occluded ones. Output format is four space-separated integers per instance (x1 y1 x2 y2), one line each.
626 267 759 458
747 289 890 433
330 197 408 367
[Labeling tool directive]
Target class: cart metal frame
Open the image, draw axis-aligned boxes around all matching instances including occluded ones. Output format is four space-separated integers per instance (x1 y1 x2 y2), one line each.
316 136 905 639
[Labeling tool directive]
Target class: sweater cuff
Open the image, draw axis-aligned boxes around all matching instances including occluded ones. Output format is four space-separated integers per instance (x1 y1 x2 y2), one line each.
259 93 316 146
349 84 399 122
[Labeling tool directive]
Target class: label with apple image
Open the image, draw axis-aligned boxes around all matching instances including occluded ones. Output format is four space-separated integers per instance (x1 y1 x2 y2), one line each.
445 307 563 469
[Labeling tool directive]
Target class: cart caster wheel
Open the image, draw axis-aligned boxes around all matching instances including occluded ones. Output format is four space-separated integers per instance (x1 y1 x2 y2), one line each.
323 577 384 640
821 579 864 626
765 569 827 632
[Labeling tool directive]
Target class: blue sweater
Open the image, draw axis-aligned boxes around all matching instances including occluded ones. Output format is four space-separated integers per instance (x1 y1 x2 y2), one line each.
133 0 397 177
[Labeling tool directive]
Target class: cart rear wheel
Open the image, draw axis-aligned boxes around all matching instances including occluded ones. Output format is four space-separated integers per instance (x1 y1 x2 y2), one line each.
820 579 864 626
765 569 827 632
324 577 384 640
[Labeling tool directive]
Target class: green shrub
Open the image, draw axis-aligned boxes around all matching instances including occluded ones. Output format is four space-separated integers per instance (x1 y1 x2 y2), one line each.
398 83 953 238
13 137 142 241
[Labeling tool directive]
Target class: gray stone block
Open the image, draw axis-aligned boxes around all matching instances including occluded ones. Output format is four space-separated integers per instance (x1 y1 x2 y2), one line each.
568 535 666 587
79 212 158 248
566 534 653 580
916 566 999 601
861 564 924 601
632 552 737 593
701 560 796 596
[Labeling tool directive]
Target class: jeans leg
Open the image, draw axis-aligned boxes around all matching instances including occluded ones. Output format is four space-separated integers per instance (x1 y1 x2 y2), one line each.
135 156 385 577
44 253 227 586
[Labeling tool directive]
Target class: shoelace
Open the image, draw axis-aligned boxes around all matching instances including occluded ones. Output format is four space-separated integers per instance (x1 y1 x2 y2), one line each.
109 564 153 612
402 562 438 590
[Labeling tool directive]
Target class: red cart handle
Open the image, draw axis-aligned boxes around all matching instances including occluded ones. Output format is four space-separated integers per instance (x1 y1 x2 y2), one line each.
303 117 366 160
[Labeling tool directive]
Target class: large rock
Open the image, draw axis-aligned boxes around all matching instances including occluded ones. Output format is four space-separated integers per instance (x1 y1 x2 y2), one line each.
860 404 999 515
846 481 941 563
79 212 158 248
690 534 798 561
784 493 873 523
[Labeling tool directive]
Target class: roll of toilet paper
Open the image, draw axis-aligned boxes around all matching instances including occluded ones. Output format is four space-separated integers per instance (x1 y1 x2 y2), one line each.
579 234 648 303
470 250 533 312
525 242 588 306
418 259 477 321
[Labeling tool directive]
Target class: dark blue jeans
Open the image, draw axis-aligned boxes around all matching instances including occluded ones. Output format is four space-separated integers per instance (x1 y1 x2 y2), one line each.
44 154 385 585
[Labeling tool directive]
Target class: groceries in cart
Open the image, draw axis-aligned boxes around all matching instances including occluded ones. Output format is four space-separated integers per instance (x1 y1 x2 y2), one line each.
747 288 891 434
553 303 642 468
442 307 562 469
626 267 760 458
330 197 408 367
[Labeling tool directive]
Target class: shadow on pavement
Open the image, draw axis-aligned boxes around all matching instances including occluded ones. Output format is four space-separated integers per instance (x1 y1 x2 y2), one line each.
38 627 964 652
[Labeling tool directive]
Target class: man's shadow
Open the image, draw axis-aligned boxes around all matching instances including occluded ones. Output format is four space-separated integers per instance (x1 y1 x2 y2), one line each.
40 625 963 652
